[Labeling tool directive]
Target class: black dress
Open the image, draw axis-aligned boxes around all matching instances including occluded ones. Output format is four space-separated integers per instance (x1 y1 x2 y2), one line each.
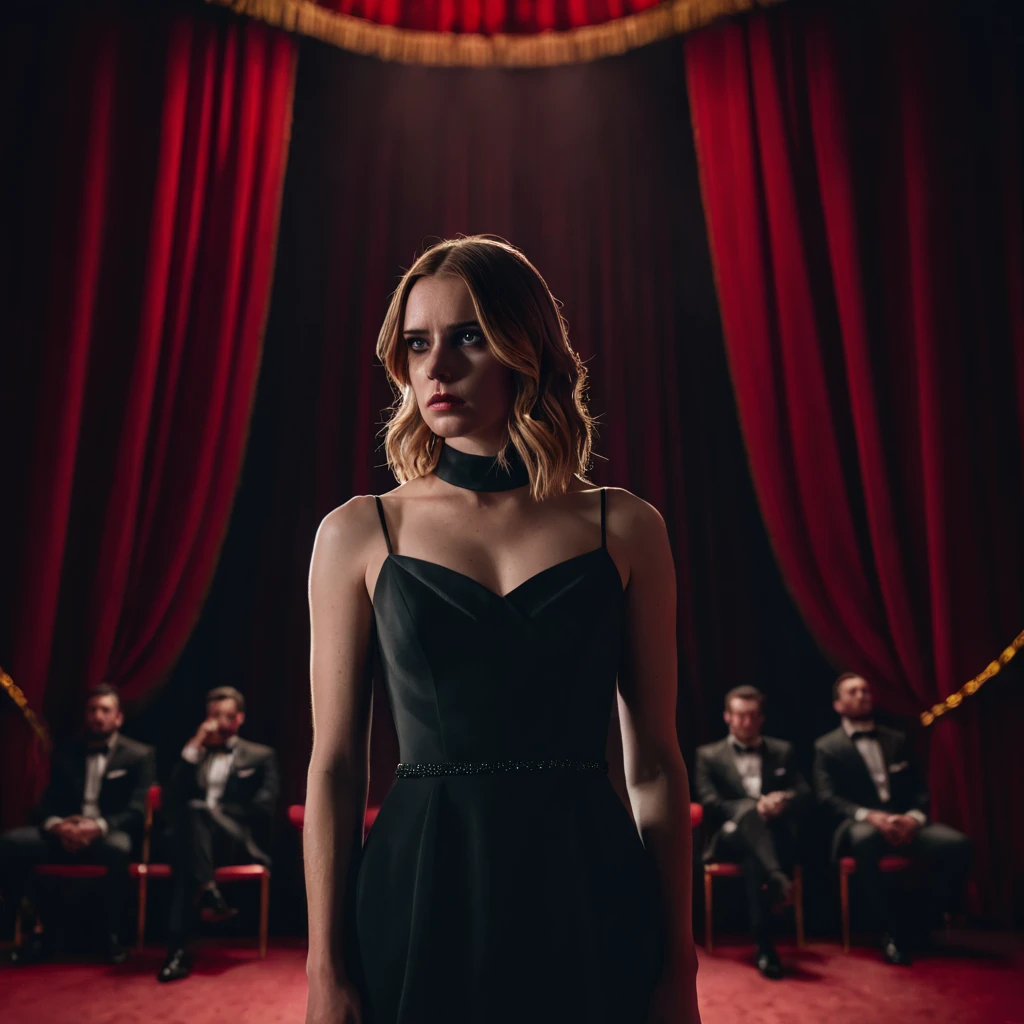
352 488 664 1024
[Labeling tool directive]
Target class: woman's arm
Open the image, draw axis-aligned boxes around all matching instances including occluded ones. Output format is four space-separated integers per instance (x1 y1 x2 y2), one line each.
614 491 700 1023
305 498 377 1023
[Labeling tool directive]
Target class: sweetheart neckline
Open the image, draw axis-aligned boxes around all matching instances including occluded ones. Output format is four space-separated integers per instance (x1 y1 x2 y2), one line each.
371 546 622 607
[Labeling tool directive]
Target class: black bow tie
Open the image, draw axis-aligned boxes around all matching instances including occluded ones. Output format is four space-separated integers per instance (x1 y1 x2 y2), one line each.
205 743 231 755
850 728 878 740
732 743 761 755
87 742 111 756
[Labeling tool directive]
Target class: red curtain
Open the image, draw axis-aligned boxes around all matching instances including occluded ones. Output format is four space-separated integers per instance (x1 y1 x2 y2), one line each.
0 5 297 827
145 36 832 857
686 2 1024 914
316 0 662 33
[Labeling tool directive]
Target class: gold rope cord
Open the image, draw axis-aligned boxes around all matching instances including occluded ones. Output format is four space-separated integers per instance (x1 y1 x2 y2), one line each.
1 611 1015 751
920 627 1024 727
0 666 52 752
205 0 785 67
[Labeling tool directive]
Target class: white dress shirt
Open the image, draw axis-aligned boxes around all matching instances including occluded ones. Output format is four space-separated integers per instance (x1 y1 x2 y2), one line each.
728 735 764 800
181 734 238 810
43 732 118 836
842 718 926 826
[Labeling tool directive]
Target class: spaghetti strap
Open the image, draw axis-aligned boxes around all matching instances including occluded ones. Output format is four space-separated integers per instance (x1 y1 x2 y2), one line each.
600 487 607 549
374 495 394 555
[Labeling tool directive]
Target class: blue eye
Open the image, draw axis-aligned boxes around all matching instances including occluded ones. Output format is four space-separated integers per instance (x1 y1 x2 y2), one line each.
404 328 482 351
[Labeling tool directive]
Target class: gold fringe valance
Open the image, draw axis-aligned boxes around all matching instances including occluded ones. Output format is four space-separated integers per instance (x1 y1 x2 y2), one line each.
920 625 1024 727
205 0 785 67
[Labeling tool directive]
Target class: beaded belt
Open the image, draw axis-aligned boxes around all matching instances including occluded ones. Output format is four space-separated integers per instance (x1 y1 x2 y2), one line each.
395 758 608 778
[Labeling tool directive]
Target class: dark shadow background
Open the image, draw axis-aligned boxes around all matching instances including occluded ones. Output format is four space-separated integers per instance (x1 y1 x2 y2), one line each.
3 0 1020 954
127 33 842 938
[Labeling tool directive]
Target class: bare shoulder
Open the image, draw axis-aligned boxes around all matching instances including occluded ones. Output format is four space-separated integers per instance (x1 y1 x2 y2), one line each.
311 494 383 584
603 486 669 552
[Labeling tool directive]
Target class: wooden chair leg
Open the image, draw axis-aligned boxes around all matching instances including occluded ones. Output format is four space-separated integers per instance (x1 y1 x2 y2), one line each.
136 869 147 951
793 864 806 949
840 869 851 953
703 870 713 955
259 870 270 959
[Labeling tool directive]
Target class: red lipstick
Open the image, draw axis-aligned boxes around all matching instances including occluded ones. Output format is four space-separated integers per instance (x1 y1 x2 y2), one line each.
428 393 466 410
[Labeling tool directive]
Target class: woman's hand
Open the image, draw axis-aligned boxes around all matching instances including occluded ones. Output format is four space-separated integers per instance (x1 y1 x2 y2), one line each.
647 970 701 1024
305 974 363 1024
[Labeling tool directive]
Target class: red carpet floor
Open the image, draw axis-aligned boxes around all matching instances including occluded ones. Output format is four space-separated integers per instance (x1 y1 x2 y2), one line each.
0 933 1022 1024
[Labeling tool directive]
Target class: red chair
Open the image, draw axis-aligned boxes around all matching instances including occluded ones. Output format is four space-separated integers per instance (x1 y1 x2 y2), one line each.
838 854 913 953
14 865 112 948
138 785 270 958
12 785 161 950
122 784 161 950
287 803 380 840
695 802 806 955
703 862 805 954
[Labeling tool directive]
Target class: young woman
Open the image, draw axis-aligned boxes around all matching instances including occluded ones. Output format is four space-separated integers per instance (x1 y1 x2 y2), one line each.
304 236 700 1024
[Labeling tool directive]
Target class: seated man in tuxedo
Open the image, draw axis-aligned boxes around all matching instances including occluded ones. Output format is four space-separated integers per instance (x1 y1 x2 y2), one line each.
0 683 155 964
695 685 811 979
158 685 280 982
814 672 973 965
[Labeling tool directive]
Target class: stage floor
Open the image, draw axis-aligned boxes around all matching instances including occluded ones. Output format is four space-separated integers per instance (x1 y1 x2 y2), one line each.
0 932 1021 1023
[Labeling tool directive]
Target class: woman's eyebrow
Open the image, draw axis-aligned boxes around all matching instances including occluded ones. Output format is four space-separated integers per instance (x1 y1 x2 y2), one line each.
402 320 481 336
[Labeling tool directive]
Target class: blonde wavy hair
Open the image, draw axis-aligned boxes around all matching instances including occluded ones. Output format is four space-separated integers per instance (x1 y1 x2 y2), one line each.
376 236 596 501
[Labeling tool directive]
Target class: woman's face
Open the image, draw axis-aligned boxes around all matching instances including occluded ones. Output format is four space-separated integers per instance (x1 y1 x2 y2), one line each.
402 275 515 452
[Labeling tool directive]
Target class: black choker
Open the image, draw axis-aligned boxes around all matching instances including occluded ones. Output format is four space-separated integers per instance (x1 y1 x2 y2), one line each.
434 442 530 492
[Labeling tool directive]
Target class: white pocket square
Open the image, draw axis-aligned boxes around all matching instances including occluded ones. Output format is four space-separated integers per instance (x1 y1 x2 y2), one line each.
105 768 127 779
236 767 256 778
888 761 909 773
774 767 787 776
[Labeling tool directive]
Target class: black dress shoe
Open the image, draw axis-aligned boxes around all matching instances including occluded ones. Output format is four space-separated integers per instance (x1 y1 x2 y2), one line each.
157 947 192 982
9 932 50 965
104 933 129 965
755 944 784 980
197 883 238 923
880 933 912 966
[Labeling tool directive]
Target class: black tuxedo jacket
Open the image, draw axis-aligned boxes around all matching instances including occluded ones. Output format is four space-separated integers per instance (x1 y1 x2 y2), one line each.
33 734 156 845
168 738 280 863
694 736 811 856
813 724 930 857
